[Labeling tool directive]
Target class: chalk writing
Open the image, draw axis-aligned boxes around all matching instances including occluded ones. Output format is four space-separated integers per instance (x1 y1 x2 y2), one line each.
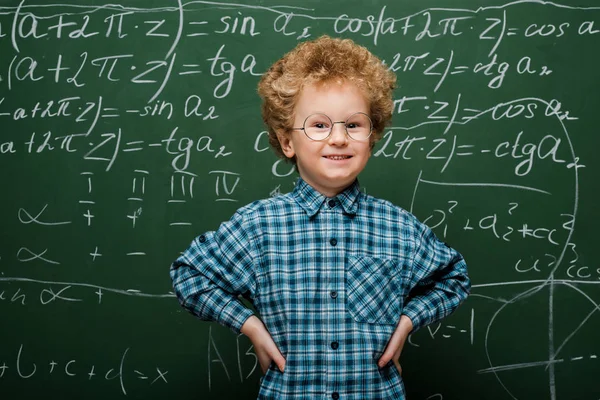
0 1 598 400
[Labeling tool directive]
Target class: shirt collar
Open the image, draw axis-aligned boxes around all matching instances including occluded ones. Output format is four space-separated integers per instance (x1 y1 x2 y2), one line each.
292 178 361 218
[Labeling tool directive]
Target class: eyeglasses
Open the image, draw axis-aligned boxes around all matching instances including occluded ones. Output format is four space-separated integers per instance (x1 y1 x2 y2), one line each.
291 112 373 141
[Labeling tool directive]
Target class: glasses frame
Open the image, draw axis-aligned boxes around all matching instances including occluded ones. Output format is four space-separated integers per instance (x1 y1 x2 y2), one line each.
291 112 374 141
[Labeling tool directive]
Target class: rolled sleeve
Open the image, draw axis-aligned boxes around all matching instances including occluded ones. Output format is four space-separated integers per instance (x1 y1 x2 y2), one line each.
170 211 258 334
403 220 471 332
217 297 255 333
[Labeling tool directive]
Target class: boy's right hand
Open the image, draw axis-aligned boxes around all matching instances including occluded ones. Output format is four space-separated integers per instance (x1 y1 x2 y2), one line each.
241 315 286 374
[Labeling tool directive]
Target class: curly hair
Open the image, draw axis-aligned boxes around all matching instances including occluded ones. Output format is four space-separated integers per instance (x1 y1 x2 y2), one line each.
257 35 396 161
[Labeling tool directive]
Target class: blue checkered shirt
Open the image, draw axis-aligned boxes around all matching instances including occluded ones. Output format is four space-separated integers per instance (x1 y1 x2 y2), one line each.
170 178 470 399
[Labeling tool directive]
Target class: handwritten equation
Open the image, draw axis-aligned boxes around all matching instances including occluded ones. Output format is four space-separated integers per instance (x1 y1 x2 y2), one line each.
0 1 599 400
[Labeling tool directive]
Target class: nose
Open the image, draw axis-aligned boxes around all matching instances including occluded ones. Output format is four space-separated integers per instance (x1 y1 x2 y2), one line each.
328 122 348 145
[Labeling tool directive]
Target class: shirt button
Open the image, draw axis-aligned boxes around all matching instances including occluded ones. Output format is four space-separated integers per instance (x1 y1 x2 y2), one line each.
331 341 339 350
328 199 336 208
329 238 337 246
330 291 338 299
332 392 340 400
198 235 206 243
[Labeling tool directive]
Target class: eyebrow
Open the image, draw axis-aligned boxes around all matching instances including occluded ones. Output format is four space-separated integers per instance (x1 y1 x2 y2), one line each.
304 112 368 119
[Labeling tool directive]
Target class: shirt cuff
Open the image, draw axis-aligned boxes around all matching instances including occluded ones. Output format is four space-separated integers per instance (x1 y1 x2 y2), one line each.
216 297 255 334
402 300 431 332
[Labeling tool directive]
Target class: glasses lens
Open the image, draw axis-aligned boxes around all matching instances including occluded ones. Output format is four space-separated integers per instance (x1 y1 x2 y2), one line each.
345 113 372 140
304 113 332 140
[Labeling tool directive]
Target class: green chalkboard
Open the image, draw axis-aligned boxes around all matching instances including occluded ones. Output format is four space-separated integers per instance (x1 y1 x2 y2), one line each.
0 1 599 399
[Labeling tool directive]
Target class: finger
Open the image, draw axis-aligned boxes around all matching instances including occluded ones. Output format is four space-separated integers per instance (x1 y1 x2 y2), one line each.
251 333 285 373
267 346 286 372
257 349 278 374
258 354 272 374
377 349 393 368
393 358 402 375
378 331 403 368
378 344 398 368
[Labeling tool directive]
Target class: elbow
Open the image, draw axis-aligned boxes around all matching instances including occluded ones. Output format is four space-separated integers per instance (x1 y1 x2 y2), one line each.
456 270 471 306
455 255 471 300
169 261 214 322
462 275 472 302
170 262 198 312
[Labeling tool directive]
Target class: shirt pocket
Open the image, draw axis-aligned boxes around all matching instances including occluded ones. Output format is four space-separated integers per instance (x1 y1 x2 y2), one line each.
346 256 408 325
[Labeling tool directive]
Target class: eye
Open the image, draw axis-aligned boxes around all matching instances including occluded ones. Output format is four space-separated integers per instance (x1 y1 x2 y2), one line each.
307 118 331 130
346 113 371 132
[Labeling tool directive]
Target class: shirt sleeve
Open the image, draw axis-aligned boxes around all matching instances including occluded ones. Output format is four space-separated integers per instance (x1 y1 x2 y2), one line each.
401 218 471 332
169 210 257 334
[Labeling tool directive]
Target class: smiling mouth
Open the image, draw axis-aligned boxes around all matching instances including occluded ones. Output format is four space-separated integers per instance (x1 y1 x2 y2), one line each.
324 155 352 160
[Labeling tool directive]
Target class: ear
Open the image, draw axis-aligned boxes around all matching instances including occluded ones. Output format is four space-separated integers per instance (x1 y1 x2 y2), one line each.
277 130 296 159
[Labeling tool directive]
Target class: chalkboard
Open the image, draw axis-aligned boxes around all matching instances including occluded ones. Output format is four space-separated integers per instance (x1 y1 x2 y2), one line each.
0 1 598 399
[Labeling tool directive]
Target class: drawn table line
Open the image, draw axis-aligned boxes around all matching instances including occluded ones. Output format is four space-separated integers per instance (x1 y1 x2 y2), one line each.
2 276 598 296
472 279 600 289
478 358 565 374
419 178 551 195
0 1 598 22
0 276 175 298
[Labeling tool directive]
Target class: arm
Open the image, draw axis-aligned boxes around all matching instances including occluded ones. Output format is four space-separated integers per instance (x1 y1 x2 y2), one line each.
169 210 257 334
379 218 470 370
378 315 413 372
401 219 471 332
241 315 286 373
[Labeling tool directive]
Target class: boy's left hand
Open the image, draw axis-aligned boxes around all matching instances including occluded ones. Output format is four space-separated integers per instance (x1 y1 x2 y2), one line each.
378 315 414 374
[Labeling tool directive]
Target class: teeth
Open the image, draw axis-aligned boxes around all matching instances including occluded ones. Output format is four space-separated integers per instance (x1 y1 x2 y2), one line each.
327 156 350 160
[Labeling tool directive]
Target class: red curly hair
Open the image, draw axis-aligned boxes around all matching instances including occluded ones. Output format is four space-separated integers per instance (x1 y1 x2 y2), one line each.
257 35 396 161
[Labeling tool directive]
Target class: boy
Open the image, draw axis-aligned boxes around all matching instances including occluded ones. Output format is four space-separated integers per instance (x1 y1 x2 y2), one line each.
170 36 470 399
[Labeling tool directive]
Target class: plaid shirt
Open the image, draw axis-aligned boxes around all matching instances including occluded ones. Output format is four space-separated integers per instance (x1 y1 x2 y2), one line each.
170 178 470 399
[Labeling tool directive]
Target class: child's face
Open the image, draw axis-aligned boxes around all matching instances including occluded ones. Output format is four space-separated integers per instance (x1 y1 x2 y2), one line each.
279 81 372 197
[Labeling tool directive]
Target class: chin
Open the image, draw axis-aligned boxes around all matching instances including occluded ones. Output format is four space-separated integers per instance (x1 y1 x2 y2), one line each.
326 176 354 186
